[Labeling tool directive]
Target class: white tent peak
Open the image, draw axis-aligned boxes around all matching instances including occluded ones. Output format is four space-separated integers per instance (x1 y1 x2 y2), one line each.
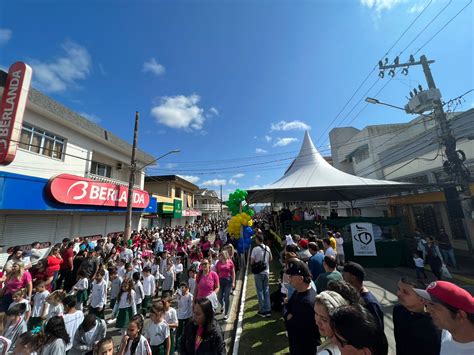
270 131 406 189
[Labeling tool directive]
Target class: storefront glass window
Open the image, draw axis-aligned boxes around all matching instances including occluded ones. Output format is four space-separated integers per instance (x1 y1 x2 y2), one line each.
91 161 112 178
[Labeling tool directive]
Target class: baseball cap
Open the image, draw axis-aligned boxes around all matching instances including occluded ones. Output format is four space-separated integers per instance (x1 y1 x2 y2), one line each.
414 281 474 314
299 239 309 248
285 258 311 278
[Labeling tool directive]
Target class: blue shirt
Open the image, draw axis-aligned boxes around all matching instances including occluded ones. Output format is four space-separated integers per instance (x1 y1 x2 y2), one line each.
308 252 324 282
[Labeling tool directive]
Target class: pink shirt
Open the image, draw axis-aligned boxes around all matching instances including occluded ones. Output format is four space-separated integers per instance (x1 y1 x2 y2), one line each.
215 260 234 280
5 271 32 295
201 241 211 251
196 271 219 299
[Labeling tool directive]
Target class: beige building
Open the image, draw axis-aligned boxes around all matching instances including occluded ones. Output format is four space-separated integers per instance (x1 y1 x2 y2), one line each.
144 175 200 227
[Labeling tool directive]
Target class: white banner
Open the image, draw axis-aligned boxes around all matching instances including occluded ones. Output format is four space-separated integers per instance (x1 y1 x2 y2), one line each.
350 223 377 256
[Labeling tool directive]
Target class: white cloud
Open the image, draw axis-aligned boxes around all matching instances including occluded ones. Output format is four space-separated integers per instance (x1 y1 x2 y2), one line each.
178 175 200 184
228 178 238 185
255 148 268 154
79 112 101 123
166 163 178 169
271 120 311 131
360 0 404 16
209 107 219 116
31 41 91 93
247 184 270 190
264 135 272 142
151 94 207 130
143 58 165 76
232 173 245 178
202 179 226 186
273 137 298 147
0 28 12 45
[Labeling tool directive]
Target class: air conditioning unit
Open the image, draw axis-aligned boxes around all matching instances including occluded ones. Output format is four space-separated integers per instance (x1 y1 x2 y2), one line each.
405 88 441 114
117 162 123 170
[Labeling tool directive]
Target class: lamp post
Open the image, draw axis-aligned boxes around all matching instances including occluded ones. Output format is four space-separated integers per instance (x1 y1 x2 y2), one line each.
124 145 181 242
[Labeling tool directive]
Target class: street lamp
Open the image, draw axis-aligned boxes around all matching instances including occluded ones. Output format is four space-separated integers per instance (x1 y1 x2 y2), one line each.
124 148 181 242
365 97 433 119
139 149 181 171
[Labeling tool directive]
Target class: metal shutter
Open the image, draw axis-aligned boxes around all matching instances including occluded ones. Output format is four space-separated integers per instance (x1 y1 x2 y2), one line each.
79 215 107 237
105 215 125 235
54 215 73 242
2 215 57 248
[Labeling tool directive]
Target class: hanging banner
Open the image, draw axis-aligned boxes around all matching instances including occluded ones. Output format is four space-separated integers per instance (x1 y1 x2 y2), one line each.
0 62 33 165
350 223 377 256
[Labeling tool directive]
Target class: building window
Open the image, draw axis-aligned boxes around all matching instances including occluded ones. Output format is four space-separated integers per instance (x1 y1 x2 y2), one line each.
18 123 66 160
354 148 369 163
90 161 112 178
175 187 182 198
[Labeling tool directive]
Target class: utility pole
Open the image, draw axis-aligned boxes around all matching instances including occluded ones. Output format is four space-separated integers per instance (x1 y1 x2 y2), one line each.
124 111 139 243
379 55 473 254
220 184 223 219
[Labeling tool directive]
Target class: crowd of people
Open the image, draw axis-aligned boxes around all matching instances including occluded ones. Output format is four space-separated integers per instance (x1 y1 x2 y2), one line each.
250 219 474 355
0 220 237 355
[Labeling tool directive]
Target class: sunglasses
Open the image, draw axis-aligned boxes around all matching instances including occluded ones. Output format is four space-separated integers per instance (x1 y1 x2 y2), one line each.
333 332 350 348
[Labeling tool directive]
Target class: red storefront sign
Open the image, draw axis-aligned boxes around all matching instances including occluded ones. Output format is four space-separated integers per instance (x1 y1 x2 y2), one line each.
49 174 150 208
0 62 33 165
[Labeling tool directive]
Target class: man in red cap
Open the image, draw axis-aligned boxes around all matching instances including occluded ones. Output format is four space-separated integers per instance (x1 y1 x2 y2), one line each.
414 281 474 354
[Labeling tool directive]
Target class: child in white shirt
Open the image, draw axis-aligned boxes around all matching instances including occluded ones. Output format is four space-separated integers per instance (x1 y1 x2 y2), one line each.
144 302 170 354
413 252 427 279
45 290 66 319
142 267 156 316
73 270 89 311
133 272 144 315
28 281 49 329
90 269 107 319
176 282 193 349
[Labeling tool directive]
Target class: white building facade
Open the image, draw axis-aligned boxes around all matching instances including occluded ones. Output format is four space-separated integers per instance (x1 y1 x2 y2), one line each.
0 69 156 262
330 109 474 252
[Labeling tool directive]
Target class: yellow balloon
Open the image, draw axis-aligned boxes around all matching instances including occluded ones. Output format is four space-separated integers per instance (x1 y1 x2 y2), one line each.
248 220 253 227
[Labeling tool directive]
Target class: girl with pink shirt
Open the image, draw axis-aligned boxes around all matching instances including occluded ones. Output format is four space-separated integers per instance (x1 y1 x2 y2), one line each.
215 251 235 320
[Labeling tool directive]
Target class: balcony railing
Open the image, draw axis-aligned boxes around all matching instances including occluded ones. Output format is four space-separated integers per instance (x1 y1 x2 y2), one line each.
87 173 141 190
195 203 221 212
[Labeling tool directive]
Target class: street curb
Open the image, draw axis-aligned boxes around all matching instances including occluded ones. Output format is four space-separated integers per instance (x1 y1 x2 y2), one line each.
232 252 250 355
452 273 474 285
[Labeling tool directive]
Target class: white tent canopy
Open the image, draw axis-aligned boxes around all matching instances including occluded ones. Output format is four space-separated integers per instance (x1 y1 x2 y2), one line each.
247 131 419 203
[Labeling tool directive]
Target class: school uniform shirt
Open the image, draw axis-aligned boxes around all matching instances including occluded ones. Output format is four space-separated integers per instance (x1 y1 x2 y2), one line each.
74 278 89 291
175 263 184 274
47 303 64 319
177 293 193 320
0 336 11 355
134 281 144 304
117 265 126 279
63 310 85 351
120 249 134 263
165 307 178 327
32 290 50 317
440 329 474 355
113 290 137 315
110 277 123 300
144 319 170 346
143 275 156 296
90 280 107 308
124 335 152 355
39 338 66 355
414 257 425 268
3 318 27 350
9 298 31 319
188 278 196 296
103 269 109 286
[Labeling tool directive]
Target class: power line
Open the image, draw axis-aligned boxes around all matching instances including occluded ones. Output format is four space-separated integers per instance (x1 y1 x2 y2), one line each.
313 0 434 147
414 0 472 54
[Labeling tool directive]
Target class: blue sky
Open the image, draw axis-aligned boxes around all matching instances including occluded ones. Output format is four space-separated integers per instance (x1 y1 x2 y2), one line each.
0 0 472 198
